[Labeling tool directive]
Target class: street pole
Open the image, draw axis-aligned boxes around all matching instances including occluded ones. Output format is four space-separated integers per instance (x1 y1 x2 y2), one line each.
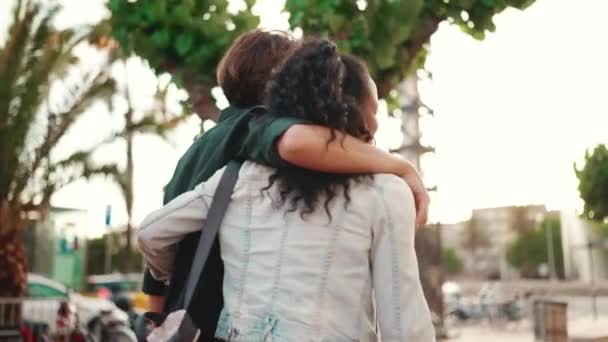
587 242 598 320
546 224 557 280
104 205 112 274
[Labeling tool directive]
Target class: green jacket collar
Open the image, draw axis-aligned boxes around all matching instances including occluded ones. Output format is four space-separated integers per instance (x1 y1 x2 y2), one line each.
218 106 244 122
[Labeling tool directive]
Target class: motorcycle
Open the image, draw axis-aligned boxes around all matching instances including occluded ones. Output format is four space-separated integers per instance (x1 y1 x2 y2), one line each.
86 309 136 342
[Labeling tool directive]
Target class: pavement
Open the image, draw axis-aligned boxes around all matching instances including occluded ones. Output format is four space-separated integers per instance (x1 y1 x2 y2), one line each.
452 279 608 297
447 316 608 341
449 325 532 342
442 295 608 341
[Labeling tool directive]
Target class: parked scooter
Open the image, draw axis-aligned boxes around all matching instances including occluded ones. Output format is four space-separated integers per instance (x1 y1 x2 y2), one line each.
113 296 140 331
86 309 136 342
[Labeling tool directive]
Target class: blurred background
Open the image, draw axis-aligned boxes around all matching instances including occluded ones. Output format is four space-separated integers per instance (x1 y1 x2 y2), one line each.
1 0 607 341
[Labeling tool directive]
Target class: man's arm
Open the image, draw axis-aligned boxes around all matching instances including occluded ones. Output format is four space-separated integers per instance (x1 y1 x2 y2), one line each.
148 295 166 312
278 125 430 227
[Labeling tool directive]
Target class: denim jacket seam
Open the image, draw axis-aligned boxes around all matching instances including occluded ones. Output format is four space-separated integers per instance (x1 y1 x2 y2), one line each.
139 191 206 230
269 220 290 311
378 186 403 338
236 183 254 314
314 223 342 330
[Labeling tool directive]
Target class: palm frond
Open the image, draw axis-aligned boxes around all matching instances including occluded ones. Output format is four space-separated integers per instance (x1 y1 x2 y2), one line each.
10 75 116 201
0 4 37 196
126 114 186 140
38 157 123 209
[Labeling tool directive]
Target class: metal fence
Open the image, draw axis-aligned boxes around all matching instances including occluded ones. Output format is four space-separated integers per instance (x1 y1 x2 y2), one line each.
0 298 22 341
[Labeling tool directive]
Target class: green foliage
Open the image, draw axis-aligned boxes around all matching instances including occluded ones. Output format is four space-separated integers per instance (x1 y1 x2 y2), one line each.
108 0 259 85
108 0 536 113
575 144 608 222
442 248 464 274
0 0 187 294
286 0 536 96
0 0 118 233
506 217 564 278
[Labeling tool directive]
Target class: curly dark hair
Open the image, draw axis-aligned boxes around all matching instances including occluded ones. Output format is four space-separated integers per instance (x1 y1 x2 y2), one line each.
265 39 374 218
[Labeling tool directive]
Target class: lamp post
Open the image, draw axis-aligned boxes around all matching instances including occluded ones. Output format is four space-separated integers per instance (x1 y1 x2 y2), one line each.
104 205 112 274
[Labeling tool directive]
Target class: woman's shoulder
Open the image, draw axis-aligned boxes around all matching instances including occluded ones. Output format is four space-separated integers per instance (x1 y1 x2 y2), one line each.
365 174 414 206
197 161 274 198
206 161 274 184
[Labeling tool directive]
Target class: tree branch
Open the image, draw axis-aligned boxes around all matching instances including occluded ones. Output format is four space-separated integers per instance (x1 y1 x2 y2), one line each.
162 63 219 121
11 74 115 200
376 14 441 98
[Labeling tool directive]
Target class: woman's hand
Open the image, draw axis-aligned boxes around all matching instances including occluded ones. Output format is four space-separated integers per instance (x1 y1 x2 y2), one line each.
396 159 430 228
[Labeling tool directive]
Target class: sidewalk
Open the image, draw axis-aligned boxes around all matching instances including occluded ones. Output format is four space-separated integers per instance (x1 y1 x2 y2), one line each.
453 279 608 297
445 317 608 341
449 326 532 342
569 316 608 341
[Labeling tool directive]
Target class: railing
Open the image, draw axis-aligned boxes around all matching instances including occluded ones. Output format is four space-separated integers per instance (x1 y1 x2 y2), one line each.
0 298 22 341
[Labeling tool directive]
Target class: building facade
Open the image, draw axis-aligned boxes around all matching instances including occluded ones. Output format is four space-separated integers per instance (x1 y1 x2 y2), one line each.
22 207 88 290
441 205 548 279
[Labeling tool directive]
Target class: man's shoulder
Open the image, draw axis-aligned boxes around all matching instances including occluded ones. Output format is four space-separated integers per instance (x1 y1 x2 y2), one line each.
181 112 242 154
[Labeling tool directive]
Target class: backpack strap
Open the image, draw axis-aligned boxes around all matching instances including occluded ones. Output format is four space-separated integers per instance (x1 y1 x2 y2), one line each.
173 160 243 340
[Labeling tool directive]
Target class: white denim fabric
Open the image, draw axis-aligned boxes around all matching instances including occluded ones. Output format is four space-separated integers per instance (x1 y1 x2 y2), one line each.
138 162 435 342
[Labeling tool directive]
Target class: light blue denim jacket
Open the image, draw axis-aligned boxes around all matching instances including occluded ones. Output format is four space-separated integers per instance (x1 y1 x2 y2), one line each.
139 162 435 341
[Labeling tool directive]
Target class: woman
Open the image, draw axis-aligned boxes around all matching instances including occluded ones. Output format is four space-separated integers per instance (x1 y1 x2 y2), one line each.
138 39 435 341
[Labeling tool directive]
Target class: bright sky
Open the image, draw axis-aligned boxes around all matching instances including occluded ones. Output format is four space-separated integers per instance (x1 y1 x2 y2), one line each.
3 0 607 236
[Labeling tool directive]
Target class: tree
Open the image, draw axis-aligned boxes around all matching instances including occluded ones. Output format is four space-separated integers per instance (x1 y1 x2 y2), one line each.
575 144 608 223
506 217 564 278
107 0 259 120
0 0 117 297
106 57 187 272
442 248 463 275
108 0 536 118
287 0 535 98
0 0 186 297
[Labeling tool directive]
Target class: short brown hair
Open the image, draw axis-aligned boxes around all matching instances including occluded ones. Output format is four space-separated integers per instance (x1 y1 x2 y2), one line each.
216 30 299 108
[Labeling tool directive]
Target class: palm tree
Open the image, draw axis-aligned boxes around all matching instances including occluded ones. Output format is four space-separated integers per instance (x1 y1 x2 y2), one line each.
0 0 117 297
108 57 187 273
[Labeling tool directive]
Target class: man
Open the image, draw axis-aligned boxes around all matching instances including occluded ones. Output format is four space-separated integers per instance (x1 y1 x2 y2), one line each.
143 30 429 339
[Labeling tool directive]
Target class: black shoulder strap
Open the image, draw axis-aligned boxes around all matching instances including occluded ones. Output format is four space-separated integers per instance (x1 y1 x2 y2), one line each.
184 160 242 306
173 160 243 341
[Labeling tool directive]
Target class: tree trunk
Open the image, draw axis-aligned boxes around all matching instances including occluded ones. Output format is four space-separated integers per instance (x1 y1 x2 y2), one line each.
124 127 134 273
375 15 440 98
124 59 135 274
0 231 28 297
161 63 220 121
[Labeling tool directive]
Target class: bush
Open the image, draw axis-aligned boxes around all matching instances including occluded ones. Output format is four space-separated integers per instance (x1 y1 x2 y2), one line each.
442 248 464 274
506 217 564 278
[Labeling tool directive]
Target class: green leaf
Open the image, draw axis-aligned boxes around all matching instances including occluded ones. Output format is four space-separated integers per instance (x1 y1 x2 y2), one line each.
109 0 121 12
175 33 193 56
172 4 190 22
456 0 476 9
151 29 171 47
289 11 304 27
324 12 345 32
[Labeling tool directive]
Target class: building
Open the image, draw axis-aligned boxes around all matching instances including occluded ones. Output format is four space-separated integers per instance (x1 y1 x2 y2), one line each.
22 207 88 290
560 211 608 282
441 205 548 279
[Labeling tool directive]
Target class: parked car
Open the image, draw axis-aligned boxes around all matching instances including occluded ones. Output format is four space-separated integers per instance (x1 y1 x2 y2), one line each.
23 273 130 334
